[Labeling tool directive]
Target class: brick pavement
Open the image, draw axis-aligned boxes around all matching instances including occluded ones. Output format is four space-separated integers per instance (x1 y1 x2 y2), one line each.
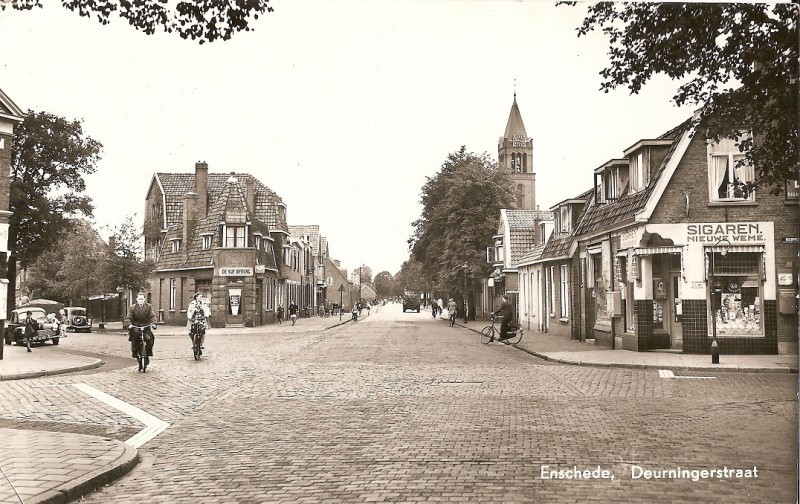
0 304 796 503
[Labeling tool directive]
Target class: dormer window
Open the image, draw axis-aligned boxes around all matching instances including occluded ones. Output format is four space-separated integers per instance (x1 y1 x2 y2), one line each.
225 225 246 248
624 139 671 193
254 235 262 250
201 234 212 250
171 239 181 253
594 160 628 203
559 206 571 234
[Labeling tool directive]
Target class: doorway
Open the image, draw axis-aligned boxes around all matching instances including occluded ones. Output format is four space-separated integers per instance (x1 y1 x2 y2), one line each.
668 272 683 349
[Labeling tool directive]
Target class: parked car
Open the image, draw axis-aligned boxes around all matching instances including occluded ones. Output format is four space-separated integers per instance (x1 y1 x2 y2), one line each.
4 307 62 346
64 306 92 333
402 295 421 313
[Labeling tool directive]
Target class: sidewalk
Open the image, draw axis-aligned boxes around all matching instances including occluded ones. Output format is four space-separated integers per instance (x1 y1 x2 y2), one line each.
446 314 799 373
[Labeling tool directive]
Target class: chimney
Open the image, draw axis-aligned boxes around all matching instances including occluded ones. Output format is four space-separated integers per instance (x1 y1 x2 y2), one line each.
183 192 199 252
333 259 341 268
246 176 255 216
108 235 116 252
195 161 208 217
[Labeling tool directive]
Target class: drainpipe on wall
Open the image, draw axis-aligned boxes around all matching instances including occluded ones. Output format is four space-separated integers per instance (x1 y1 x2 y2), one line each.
609 232 616 350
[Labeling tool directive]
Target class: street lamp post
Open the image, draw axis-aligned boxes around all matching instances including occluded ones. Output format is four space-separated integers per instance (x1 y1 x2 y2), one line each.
709 239 731 365
463 262 468 323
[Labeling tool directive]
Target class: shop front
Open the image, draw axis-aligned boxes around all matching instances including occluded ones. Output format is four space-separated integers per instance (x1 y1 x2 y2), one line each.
626 222 777 354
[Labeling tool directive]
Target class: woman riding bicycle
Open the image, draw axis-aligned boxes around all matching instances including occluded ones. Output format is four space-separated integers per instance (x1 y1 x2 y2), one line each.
187 292 210 354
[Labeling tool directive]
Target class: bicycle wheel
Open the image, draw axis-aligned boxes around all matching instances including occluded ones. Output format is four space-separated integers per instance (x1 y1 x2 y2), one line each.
505 327 522 345
138 340 147 373
480 326 494 344
193 334 200 360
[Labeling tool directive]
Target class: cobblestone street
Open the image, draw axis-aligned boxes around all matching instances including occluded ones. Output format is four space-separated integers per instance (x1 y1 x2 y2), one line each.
0 307 796 503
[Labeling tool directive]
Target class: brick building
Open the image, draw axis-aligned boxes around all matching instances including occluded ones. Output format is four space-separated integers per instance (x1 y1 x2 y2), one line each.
145 162 290 327
569 116 798 354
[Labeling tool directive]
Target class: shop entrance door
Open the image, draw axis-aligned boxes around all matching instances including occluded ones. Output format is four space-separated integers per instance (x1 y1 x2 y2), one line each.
228 287 243 326
668 273 683 349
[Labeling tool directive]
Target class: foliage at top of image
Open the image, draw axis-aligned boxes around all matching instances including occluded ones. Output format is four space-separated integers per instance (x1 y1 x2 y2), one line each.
2 0 274 43
564 2 799 194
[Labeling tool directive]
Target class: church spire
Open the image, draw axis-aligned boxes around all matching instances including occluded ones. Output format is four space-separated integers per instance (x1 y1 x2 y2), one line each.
503 94 528 140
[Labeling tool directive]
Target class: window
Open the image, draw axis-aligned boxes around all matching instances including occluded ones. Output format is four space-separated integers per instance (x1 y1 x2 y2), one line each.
629 151 648 192
559 206 571 233
202 235 212 250
539 223 547 244
560 264 569 318
225 226 246 248
169 278 176 310
549 266 556 317
707 251 763 337
708 136 755 202
171 239 180 253
254 235 261 250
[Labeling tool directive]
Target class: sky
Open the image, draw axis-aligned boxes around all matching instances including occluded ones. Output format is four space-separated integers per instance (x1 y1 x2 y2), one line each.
0 0 696 276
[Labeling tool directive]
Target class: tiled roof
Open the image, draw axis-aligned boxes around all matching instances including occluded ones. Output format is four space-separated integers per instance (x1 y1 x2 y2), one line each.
573 121 688 237
154 172 289 234
288 225 321 256
517 243 545 265
502 209 554 267
539 234 573 261
154 178 277 272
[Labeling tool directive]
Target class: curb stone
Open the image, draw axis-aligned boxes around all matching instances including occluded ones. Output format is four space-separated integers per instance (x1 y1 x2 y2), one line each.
450 320 798 374
31 440 139 504
0 358 103 381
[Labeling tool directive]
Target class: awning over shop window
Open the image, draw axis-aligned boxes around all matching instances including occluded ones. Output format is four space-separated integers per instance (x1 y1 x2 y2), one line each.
633 246 684 256
704 244 765 253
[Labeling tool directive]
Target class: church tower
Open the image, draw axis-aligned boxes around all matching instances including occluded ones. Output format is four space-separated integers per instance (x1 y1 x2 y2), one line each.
498 93 535 210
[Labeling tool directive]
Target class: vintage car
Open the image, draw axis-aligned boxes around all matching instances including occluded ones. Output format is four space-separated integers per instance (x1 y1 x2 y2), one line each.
64 306 92 333
4 307 62 346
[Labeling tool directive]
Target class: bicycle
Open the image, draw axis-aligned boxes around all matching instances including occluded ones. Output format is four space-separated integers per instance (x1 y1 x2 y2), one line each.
448 310 457 327
190 321 205 360
130 324 155 372
480 316 523 345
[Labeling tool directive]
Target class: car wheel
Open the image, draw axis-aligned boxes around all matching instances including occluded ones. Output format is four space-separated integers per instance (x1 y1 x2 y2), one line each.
416 308 420 313
51 337 59 345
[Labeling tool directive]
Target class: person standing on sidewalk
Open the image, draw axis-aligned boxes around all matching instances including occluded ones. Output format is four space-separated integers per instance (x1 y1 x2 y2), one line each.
276 305 284 324
24 311 35 352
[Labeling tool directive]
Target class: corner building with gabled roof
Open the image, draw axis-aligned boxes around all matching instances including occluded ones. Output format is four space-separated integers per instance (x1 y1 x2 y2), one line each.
145 162 289 328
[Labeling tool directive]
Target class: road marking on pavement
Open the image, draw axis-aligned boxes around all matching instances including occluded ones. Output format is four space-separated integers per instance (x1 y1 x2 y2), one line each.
658 369 717 380
73 383 170 448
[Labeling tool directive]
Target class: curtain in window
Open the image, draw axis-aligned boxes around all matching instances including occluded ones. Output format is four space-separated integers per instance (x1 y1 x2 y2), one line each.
711 155 728 199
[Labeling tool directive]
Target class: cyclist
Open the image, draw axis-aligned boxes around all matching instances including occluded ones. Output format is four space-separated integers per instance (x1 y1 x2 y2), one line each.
447 298 457 326
124 292 157 367
492 294 514 342
288 300 299 325
276 305 284 324
187 292 210 354
431 299 439 318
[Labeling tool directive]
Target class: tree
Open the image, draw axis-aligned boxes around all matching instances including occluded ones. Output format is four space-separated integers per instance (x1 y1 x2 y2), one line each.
100 215 154 294
566 2 798 194
3 0 273 44
408 146 516 298
356 264 373 285
9 111 101 315
373 271 395 299
25 220 108 304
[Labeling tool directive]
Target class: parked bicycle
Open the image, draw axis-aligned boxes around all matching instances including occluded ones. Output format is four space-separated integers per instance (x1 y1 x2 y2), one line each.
480 315 523 345
130 324 155 372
